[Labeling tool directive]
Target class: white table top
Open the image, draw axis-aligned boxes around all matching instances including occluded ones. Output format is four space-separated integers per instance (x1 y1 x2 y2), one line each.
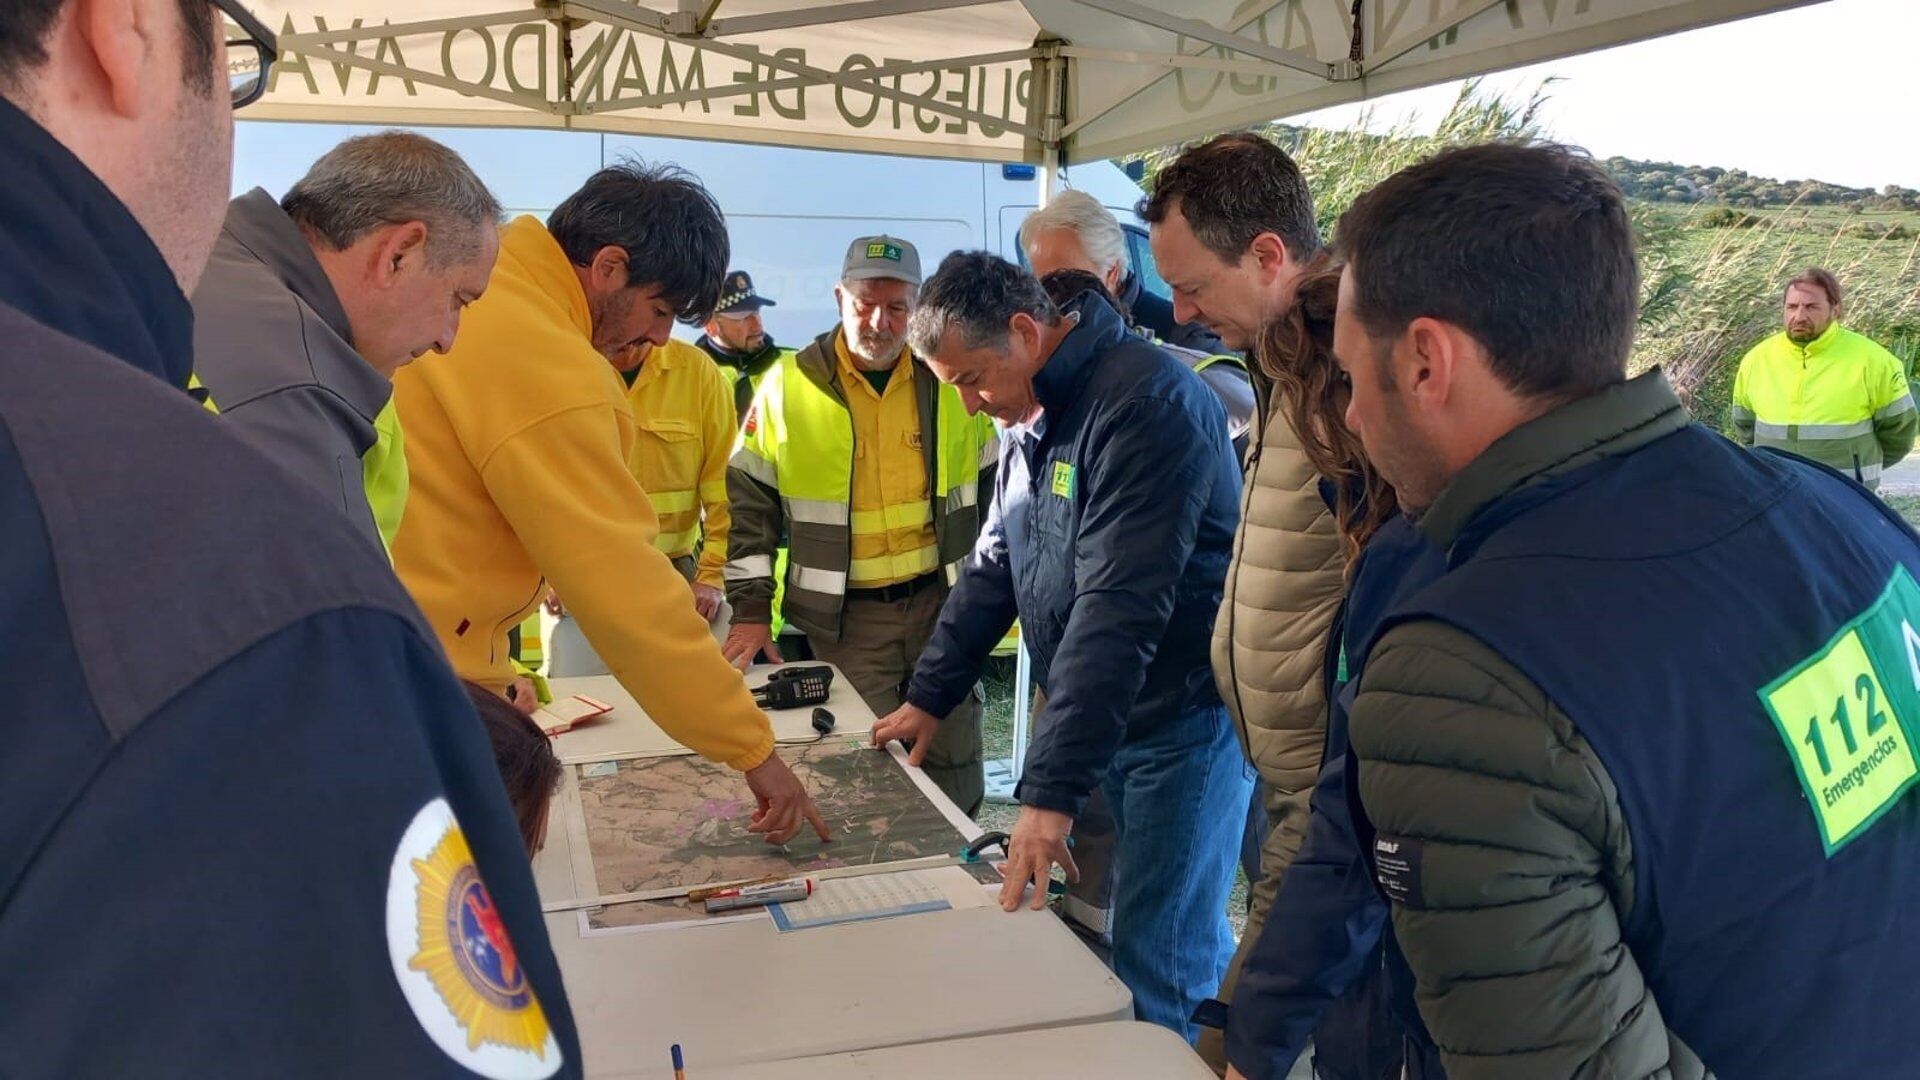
548 889 1133 1078
547 662 877 765
648 1022 1212 1079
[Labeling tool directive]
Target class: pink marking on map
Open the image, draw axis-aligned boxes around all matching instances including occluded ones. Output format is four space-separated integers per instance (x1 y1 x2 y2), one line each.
700 798 746 819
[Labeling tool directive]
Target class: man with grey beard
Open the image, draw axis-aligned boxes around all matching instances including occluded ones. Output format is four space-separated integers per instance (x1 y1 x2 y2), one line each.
723 236 998 814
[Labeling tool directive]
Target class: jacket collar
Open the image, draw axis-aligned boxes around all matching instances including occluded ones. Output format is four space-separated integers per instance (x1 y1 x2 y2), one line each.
1419 369 1691 552
1032 291 1122 417
221 188 353 345
497 215 591 336
696 331 782 373
795 324 927 399
0 95 192 389
1788 321 1843 357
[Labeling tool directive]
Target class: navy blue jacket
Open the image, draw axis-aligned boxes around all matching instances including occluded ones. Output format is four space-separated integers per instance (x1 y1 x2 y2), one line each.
1377 423 1920 1076
1228 511 1443 1080
907 293 1240 814
0 98 579 1077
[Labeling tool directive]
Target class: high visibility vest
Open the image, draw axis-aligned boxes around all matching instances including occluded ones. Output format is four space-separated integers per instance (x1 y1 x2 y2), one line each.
1731 323 1916 488
1192 353 1246 375
186 372 219 414
729 344 992 638
362 398 408 555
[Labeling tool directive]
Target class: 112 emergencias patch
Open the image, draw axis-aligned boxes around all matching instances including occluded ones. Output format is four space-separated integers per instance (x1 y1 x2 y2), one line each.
1759 566 1920 855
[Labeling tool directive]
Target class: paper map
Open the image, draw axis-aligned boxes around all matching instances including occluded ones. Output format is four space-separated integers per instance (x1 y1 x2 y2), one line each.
576 737 969 897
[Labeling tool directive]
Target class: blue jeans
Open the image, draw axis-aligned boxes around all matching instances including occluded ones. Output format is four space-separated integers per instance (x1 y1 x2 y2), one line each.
1100 703 1256 1042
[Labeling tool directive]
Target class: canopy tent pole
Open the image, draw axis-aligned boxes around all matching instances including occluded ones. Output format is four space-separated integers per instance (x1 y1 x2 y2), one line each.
1006 41 1068 793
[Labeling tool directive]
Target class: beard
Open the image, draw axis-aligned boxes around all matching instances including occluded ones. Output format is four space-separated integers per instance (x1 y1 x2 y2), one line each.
1365 387 1451 516
589 292 641 357
1787 321 1822 344
848 324 904 366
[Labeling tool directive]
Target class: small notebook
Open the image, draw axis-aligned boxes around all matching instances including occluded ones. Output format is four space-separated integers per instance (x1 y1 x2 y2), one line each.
532 694 614 736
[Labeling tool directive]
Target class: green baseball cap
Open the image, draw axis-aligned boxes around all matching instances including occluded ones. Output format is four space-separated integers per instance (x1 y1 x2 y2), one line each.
842 235 922 287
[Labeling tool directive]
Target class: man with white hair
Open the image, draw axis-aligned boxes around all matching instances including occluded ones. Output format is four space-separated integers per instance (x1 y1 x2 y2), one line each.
1022 190 1254 457
723 236 997 814
193 131 502 552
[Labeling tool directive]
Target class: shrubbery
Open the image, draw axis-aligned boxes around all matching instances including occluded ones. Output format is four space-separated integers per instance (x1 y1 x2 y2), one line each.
1129 81 1920 434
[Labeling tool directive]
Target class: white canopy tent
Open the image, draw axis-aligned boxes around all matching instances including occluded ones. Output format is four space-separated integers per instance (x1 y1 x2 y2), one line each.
242 0 1834 793
248 0 1828 175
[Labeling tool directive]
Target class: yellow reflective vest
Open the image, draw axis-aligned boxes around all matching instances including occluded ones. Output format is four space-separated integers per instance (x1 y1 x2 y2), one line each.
726 328 995 639
1731 322 1916 488
362 398 408 555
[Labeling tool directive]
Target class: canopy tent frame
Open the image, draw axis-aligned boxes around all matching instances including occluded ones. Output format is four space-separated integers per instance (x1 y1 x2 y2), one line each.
237 0 1833 795
253 1 1823 167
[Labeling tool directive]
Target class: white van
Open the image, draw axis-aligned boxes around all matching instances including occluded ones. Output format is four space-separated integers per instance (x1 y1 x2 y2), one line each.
231 124 1159 345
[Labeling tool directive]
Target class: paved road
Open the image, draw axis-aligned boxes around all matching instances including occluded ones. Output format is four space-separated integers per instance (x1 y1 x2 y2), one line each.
1883 457 1920 494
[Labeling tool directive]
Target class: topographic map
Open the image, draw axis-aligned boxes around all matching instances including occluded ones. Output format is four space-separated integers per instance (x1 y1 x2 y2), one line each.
576 738 967 900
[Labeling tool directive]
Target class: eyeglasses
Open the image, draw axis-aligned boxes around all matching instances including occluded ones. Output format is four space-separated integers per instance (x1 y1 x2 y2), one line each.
213 0 278 109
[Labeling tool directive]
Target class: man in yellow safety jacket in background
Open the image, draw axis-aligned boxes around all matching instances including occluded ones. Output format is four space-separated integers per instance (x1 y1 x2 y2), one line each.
547 333 737 676
721 236 997 814
392 163 826 843
1732 266 1916 489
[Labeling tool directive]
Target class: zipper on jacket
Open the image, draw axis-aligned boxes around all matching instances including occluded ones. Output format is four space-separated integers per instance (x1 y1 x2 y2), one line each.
489 576 549 667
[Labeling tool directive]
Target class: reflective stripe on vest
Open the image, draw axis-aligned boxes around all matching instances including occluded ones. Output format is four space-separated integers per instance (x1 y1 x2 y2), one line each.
649 489 699 514
1192 353 1246 375
738 350 987 604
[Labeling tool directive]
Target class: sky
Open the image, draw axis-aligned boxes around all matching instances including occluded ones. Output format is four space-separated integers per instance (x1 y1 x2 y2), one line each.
1290 0 1920 190
233 0 1918 193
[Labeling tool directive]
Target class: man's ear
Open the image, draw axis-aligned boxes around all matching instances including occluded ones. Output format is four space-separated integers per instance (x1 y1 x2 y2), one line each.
1103 261 1125 294
1248 232 1292 281
1401 316 1466 411
76 0 160 118
587 245 629 294
370 221 429 288
1009 311 1042 357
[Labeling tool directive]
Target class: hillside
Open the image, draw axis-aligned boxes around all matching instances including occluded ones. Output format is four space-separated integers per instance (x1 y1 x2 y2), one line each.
1131 87 1920 428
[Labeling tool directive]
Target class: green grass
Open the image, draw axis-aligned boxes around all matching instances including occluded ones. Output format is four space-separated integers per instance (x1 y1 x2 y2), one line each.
1133 81 1920 435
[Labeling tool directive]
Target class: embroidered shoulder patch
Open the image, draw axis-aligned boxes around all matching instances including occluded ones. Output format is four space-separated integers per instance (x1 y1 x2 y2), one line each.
387 798 562 1078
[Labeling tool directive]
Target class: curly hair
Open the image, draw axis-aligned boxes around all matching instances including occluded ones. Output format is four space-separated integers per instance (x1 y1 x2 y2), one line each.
1256 262 1398 569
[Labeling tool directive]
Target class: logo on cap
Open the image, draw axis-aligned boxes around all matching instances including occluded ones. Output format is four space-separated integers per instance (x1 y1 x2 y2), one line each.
865 241 903 262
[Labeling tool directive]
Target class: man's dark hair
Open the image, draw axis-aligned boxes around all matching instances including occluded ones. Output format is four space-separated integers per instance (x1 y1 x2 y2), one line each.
907 251 1059 358
1335 142 1639 400
1037 268 1124 321
547 160 729 324
1138 132 1320 264
1 0 215 95
1785 266 1844 310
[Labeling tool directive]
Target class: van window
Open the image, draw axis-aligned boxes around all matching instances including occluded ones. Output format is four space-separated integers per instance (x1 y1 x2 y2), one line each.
1123 225 1170 297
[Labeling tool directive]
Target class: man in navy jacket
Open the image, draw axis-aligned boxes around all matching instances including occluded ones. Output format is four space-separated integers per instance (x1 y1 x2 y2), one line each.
873 254 1252 1041
0 2 576 1075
